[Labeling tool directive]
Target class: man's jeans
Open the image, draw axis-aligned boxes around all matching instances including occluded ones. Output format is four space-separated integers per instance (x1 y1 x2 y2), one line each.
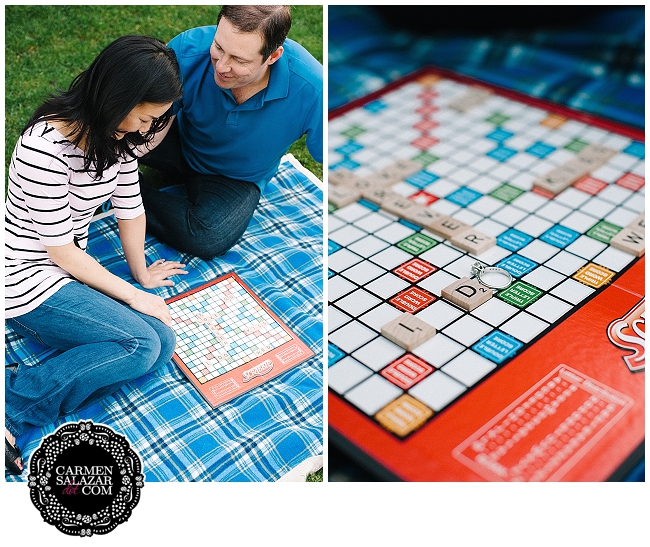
5 282 175 438
139 120 261 260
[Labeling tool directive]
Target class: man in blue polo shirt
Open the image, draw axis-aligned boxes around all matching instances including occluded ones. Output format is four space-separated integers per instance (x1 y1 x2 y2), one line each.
139 5 322 259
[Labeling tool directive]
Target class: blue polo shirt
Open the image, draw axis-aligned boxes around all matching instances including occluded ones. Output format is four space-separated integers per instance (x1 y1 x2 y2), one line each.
168 26 323 190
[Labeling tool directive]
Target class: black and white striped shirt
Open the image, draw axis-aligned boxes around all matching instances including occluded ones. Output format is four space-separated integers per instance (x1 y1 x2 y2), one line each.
5 120 144 318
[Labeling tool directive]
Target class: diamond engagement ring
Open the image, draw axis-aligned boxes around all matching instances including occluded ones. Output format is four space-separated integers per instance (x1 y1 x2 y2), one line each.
470 262 513 290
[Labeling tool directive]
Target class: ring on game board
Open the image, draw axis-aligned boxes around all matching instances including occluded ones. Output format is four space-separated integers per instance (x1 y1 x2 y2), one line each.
471 262 513 290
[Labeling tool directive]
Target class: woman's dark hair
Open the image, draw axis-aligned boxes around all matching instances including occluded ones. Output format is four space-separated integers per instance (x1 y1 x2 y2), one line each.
23 35 182 179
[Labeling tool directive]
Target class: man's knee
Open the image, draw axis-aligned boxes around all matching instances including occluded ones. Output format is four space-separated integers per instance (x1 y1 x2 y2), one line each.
184 232 237 260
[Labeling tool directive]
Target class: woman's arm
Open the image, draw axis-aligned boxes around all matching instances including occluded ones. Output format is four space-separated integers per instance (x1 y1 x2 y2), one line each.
45 242 173 325
117 213 187 288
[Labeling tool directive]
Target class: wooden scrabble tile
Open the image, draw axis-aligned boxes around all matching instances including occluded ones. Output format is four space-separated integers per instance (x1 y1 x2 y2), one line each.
381 313 437 351
560 157 593 177
329 168 361 187
348 177 381 192
362 188 401 206
402 205 444 229
328 183 361 208
570 153 607 173
381 194 419 217
441 276 492 311
363 167 405 187
610 227 645 257
533 163 586 195
448 86 492 112
384 159 423 180
576 143 617 163
450 228 496 255
428 215 471 239
627 212 645 231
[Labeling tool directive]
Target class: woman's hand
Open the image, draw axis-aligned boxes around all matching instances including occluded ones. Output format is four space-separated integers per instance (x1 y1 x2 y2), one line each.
136 259 187 289
128 289 173 326
45 243 176 326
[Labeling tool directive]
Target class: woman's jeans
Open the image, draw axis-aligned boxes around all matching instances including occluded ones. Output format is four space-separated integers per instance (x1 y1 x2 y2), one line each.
5 282 176 438
139 120 261 260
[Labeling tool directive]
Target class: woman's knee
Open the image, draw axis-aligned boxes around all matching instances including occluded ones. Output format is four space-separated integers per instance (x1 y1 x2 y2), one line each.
131 318 176 373
157 323 176 365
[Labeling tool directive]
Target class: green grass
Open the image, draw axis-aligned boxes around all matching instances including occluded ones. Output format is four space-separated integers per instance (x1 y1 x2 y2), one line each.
4 5 323 186
306 468 323 482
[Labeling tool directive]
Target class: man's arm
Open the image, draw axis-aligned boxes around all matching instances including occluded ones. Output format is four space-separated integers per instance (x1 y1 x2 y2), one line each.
135 114 175 157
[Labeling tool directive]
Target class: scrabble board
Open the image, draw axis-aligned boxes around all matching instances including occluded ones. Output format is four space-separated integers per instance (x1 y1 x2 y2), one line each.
166 273 314 408
327 66 644 481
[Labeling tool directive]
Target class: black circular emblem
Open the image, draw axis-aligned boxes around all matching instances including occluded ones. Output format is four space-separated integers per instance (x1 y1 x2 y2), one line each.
27 421 144 537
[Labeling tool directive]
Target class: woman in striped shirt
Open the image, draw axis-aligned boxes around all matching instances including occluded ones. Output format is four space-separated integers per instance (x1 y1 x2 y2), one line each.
5 35 187 474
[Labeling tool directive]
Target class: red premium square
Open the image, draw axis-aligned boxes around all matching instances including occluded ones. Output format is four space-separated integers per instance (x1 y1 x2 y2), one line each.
411 135 439 150
409 190 438 206
531 186 556 200
573 176 608 195
416 105 439 116
414 119 439 132
393 258 438 283
616 172 645 191
381 354 434 389
389 287 436 313
417 90 439 101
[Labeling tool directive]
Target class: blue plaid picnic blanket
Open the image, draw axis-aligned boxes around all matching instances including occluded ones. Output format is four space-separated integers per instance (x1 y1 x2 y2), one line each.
329 6 644 129
5 157 323 482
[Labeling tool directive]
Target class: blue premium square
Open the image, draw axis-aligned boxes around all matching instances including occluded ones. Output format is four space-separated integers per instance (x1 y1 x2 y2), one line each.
526 141 556 158
405 170 439 189
497 229 534 251
496 254 538 277
364 100 387 113
472 331 523 364
357 199 380 212
446 187 483 207
487 146 518 162
335 141 364 156
328 343 345 367
486 128 515 143
331 158 361 171
539 225 581 248
329 240 342 255
623 141 645 159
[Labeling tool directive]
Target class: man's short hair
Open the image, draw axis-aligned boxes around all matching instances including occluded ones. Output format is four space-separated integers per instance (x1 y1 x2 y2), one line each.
217 5 292 61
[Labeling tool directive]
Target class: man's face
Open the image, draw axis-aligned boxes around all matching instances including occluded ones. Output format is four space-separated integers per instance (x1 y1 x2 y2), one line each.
210 17 279 91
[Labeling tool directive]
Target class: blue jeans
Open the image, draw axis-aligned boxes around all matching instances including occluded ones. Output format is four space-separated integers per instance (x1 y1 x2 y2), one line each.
5 282 176 438
139 120 261 260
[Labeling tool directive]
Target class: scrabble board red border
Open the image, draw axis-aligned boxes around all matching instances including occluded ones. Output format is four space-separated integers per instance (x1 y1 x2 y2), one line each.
166 272 314 408
328 66 645 481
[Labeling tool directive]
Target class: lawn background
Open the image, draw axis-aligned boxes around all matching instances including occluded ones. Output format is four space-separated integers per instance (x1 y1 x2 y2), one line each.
4 4 324 187
4 4 323 482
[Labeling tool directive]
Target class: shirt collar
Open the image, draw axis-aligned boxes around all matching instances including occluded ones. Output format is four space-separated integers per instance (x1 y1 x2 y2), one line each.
264 45 290 101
